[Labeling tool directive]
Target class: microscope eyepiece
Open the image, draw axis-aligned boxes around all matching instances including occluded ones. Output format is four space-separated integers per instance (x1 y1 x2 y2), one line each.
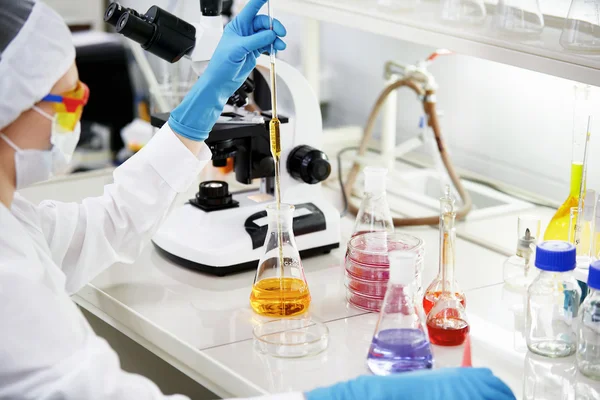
104 3 196 63
105 3 142 26
116 12 155 47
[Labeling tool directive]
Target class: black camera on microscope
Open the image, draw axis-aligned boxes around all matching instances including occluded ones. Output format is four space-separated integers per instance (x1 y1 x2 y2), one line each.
104 2 197 63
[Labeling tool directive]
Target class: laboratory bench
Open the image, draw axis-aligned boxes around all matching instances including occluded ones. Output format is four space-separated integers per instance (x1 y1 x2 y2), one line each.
18 170 600 400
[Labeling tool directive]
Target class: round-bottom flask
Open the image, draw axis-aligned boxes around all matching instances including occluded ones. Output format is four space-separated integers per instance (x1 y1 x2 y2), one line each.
426 293 470 346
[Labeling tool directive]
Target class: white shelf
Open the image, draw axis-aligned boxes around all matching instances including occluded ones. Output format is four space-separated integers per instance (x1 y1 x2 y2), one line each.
278 0 600 87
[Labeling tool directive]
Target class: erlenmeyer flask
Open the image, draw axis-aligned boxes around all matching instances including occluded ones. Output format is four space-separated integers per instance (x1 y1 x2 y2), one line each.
250 203 311 317
353 167 395 236
560 0 600 53
493 0 544 38
367 251 433 375
441 0 486 25
423 187 466 315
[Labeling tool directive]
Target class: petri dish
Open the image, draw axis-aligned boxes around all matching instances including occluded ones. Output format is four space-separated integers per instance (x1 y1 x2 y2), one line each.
253 317 329 358
346 286 384 312
345 233 424 281
345 270 388 297
345 232 424 280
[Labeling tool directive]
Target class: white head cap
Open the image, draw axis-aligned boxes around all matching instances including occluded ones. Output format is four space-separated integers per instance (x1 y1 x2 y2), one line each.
363 167 387 194
388 250 416 285
0 0 75 130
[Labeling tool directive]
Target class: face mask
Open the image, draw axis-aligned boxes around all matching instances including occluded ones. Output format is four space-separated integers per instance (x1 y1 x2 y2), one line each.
0 108 81 189
0 133 59 189
33 106 81 165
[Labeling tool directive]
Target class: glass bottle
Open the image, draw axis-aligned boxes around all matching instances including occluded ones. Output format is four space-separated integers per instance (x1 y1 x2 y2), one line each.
352 167 394 236
367 251 433 375
545 85 592 241
250 203 311 317
503 215 541 289
526 241 582 358
560 0 600 53
377 0 419 12
425 187 469 346
577 261 600 380
423 186 466 315
493 0 544 38
441 0 486 25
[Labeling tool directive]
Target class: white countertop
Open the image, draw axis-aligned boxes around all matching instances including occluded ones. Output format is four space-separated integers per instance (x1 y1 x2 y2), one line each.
18 170 600 399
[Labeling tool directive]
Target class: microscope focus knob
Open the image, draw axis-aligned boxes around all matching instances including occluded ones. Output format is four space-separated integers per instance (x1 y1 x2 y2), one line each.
258 157 275 176
287 145 331 184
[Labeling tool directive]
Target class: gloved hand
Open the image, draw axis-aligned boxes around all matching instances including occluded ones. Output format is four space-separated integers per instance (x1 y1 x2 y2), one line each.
305 368 516 400
169 0 286 141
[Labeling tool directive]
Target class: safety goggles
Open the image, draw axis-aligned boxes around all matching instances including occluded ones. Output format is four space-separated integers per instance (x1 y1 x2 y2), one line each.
41 81 90 131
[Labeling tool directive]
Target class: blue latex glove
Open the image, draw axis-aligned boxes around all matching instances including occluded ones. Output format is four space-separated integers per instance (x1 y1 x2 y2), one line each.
169 0 286 141
305 368 516 400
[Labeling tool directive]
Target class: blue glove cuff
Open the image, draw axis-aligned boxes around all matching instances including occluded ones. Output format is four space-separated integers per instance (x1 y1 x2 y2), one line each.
167 116 211 142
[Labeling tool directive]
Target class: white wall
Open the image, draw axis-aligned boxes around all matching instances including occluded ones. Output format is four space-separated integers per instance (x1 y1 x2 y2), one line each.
275 13 600 203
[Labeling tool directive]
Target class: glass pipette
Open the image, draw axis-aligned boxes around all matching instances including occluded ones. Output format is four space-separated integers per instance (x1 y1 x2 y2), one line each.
268 0 281 206
267 0 284 285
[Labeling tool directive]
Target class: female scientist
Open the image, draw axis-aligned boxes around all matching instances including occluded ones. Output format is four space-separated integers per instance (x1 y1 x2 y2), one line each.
0 0 514 399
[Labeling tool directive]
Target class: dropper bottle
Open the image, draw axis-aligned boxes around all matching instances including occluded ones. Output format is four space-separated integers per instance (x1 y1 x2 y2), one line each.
352 167 395 236
503 216 540 290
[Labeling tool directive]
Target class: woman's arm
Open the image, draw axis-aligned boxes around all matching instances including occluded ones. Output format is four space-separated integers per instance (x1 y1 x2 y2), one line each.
25 123 211 294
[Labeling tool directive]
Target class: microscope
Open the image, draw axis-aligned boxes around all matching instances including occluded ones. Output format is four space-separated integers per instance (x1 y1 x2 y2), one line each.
106 1 340 276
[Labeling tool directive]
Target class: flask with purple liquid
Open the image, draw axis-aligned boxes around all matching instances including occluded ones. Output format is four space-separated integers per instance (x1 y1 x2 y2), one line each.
367 250 433 375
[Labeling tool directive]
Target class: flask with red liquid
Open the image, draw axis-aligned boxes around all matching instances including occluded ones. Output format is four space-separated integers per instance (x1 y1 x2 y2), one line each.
352 167 395 236
424 187 469 346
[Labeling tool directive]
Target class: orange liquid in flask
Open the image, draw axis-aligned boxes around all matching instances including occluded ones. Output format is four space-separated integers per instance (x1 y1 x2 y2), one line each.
250 277 311 317
423 291 466 315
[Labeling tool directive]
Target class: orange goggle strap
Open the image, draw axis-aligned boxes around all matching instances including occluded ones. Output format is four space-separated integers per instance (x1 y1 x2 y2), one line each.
41 81 89 113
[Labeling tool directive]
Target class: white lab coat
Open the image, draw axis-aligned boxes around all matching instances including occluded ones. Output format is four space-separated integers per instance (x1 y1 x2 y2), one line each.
0 124 304 400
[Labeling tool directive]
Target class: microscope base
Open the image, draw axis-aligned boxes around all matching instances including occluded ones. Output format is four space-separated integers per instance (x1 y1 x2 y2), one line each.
152 191 341 276
154 242 339 277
